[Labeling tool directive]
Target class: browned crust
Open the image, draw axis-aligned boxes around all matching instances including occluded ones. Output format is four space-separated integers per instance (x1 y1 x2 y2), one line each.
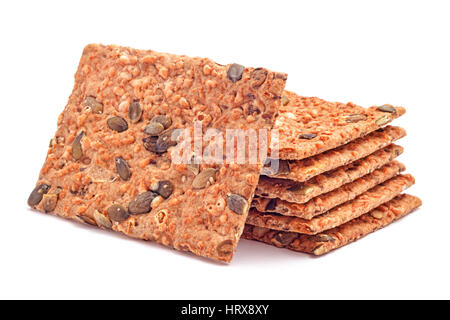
263 126 405 182
243 194 422 255
29 44 287 262
274 91 406 160
253 160 405 219
247 174 414 234
256 144 403 204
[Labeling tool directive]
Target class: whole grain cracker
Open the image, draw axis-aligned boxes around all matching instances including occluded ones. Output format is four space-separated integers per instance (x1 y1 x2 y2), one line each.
256 144 403 204
28 44 287 262
253 160 405 219
247 174 414 234
273 91 406 160
243 194 422 255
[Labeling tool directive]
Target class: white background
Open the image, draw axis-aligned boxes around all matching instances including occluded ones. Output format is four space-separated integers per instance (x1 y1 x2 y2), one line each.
0 0 448 299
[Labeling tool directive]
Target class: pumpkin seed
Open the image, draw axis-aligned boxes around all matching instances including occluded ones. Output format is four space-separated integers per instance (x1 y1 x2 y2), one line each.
281 96 289 106
155 129 181 153
144 122 164 136
151 115 172 129
377 104 396 114
76 214 96 225
27 184 50 207
227 63 244 82
274 232 297 246
85 96 103 114
42 194 58 212
128 100 142 123
216 239 234 256
265 198 277 211
155 180 174 199
287 183 314 195
107 204 129 222
299 133 317 140
310 234 335 242
94 210 112 229
250 68 268 88
375 115 390 126
72 131 85 160
128 191 157 214
227 194 248 215
192 168 217 189
115 157 131 181
346 113 367 123
107 116 128 132
142 135 158 152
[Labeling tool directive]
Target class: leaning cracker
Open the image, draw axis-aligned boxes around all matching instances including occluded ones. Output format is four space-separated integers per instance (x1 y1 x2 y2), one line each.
27 44 287 262
247 174 414 234
253 160 405 219
274 91 406 160
243 194 422 255
256 144 403 204
262 126 405 181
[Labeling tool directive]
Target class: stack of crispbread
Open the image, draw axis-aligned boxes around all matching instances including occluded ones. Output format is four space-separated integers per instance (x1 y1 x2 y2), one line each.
243 91 422 255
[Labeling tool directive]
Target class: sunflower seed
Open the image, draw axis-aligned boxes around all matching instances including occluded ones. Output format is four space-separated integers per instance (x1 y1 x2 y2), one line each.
107 204 129 222
287 183 314 195
42 194 58 212
151 115 172 129
115 157 131 181
155 180 173 199
377 104 396 114
227 63 244 82
94 210 112 229
192 168 217 189
370 210 384 219
274 232 297 246
27 184 50 207
76 214 96 225
217 239 234 256
128 100 142 123
227 194 248 215
128 191 157 214
346 113 367 123
85 96 103 114
250 68 268 88
375 115 390 126
281 96 289 106
299 133 317 140
72 131 85 160
107 116 128 132
144 122 164 136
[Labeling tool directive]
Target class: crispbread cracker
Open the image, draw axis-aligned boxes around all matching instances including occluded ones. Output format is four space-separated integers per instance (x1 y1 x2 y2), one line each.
274 91 406 160
27 44 287 262
247 174 414 234
253 160 405 219
263 126 405 181
243 194 422 255
256 144 403 204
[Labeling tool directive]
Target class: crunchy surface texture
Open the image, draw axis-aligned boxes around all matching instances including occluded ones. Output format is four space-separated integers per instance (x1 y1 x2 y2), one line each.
28 44 287 262
247 174 414 234
253 160 405 219
263 126 405 181
274 91 406 160
256 144 403 203
243 194 422 255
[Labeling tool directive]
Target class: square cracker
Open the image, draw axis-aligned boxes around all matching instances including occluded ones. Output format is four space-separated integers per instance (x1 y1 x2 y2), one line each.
253 160 406 219
27 44 287 262
274 91 405 159
256 144 403 204
243 194 422 255
247 174 415 235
